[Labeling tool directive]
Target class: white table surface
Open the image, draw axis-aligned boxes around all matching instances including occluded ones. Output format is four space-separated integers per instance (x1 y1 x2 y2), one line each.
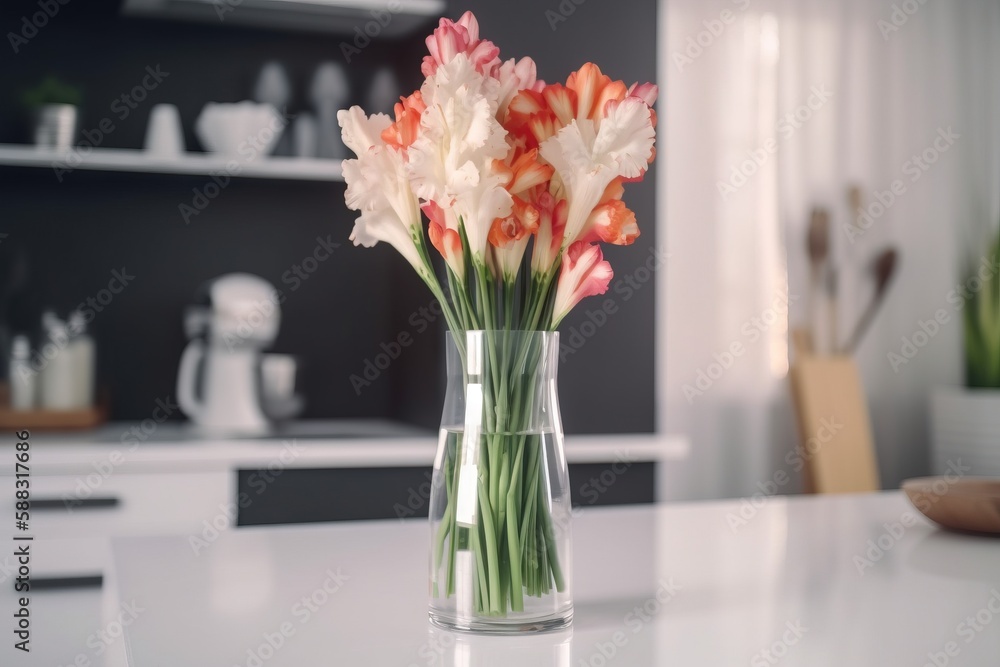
93 493 1000 665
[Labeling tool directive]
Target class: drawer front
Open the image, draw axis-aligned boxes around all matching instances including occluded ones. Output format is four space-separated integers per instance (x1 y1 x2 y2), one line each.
5 471 233 539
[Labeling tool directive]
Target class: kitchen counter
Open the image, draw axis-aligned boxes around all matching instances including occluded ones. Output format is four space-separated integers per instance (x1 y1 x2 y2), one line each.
79 492 1000 666
6 420 688 476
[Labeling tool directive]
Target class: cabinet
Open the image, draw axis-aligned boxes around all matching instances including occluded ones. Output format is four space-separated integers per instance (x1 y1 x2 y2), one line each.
0 425 687 581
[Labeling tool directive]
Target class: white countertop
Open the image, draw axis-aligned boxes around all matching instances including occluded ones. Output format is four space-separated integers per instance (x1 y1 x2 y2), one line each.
94 492 1000 666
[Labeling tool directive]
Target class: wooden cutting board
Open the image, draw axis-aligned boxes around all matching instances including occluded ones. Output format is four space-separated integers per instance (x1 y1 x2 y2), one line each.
789 356 880 493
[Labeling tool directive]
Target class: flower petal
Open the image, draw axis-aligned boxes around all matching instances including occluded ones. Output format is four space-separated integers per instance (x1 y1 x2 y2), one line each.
338 106 392 155
381 91 426 149
507 148 553 195
421 11 500 78
627 81 659 106
592 97 656 179
542 84 577 127
350 208 424 273
531 193 567 274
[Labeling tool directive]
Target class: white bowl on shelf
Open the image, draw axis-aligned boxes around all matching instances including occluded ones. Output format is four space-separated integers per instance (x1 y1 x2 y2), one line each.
194 102 284 163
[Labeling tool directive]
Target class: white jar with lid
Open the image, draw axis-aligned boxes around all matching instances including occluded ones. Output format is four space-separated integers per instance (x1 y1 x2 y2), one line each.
68 310 95 409
39 319 76 411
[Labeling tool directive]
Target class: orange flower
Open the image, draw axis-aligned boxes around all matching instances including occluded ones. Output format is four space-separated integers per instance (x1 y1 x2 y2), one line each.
506 149 553 196
530 191 568 274
502 63 656 251
565 63 627 122
586 199 639 245
582 178 639 245
381 91 426 150
489 196 540 279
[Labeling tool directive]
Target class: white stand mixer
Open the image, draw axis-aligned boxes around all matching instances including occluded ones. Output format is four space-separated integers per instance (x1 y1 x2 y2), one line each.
176 273 281 434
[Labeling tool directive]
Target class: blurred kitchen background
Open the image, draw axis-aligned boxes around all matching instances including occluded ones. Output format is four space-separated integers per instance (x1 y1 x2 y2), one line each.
0 0 998 503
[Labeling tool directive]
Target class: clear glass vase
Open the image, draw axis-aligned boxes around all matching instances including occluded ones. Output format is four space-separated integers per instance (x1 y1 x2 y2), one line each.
428 330 573 634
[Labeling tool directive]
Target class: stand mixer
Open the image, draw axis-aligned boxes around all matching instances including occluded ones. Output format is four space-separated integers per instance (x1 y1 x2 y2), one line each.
176 273 283 434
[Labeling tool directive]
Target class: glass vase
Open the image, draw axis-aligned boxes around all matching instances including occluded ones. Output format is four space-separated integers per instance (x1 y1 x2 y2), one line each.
428 330 573 634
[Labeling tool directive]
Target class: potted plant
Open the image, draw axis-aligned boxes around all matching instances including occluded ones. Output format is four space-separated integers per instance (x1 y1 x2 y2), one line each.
21 76 82 150
931 230 1000 475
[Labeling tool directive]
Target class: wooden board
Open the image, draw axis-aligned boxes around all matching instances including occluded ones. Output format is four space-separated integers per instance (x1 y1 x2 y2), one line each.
789 356 880 493
0 384 107 431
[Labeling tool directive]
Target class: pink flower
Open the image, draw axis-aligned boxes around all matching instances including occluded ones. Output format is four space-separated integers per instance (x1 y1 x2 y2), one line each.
496 56 543 119
551 241 613 325
422 200 465 280
422 12 501 78
626 81 659 107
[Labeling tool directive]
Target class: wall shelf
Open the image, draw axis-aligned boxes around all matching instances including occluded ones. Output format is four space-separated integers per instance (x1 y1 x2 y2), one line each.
0 144 344 182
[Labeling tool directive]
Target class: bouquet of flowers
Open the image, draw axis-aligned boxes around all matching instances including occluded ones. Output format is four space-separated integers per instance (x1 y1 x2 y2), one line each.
339 11 656 622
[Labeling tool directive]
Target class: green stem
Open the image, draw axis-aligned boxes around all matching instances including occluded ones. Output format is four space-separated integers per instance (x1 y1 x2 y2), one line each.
471 521 489 613
477 474 502 615
537 471 566 592
446 435 459 597
505 487 524 611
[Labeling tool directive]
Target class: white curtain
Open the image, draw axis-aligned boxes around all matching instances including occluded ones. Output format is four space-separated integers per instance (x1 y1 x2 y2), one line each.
657 0 1000 499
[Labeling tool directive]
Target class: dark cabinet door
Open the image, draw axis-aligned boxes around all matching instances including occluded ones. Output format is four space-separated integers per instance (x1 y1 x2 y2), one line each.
237 462 656 526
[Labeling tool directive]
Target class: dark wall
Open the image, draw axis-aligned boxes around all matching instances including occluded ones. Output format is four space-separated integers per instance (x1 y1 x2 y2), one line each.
0 0 657 433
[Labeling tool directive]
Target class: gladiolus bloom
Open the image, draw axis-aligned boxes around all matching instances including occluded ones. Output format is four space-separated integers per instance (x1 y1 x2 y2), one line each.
340 11 656 332
552 241 613 325
422 11 501 78
338 106 426 278
424 200 465 281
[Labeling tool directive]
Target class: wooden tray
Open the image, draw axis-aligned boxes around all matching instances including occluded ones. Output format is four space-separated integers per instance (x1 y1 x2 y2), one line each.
0 383 108 431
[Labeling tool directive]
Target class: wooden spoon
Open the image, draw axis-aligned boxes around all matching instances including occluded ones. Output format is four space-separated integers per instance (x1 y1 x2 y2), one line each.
843 248 898 354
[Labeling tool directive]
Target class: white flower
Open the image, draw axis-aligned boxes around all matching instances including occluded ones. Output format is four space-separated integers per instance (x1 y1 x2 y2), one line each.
338 106 426 276
539 97 655 248
407 54 512 262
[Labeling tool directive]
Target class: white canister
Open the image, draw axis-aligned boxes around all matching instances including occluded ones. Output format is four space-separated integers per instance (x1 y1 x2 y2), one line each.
9 335 36 411
39 321 76 411
68 311 96 409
